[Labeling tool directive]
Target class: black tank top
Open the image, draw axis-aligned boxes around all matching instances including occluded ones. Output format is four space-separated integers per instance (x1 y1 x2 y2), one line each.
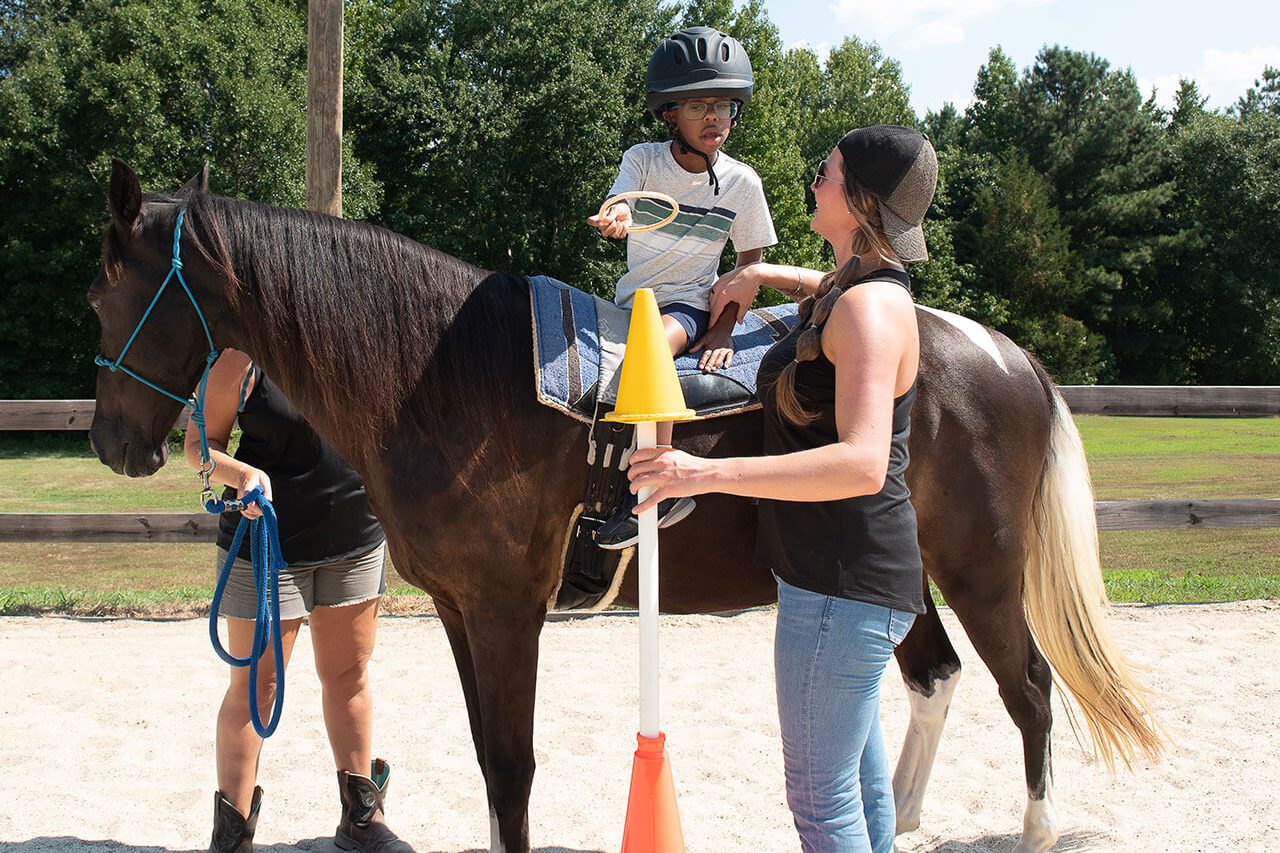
216 370 384 565
754 268 925 614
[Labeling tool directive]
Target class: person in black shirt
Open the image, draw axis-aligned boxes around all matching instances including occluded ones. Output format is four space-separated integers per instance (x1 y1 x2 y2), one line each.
626 126 937 853
185 348 412 853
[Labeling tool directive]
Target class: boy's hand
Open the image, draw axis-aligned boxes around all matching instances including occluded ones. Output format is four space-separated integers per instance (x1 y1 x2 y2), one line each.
587 202 632 239
689 327 735 372
690 303 739 372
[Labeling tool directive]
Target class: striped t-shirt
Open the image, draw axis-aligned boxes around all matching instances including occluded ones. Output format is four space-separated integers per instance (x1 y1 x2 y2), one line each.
608 142 777 311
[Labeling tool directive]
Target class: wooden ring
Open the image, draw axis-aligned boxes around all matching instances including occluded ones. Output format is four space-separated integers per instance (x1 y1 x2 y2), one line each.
598 191 680 233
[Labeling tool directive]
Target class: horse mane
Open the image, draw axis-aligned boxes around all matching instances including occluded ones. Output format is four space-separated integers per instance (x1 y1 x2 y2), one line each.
176 191 525 468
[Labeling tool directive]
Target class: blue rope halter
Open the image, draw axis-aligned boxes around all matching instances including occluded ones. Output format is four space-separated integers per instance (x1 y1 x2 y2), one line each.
94 208 221 487
94 207 287 737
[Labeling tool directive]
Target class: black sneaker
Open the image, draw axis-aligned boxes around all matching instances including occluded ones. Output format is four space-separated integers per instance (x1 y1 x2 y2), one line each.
594 495 696 550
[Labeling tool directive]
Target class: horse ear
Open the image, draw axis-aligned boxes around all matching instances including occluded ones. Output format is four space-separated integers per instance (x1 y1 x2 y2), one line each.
178 162 210 197
108 158 142 235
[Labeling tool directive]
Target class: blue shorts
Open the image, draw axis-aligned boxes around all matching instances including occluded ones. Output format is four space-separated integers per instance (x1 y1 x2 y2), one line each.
659 302 711 347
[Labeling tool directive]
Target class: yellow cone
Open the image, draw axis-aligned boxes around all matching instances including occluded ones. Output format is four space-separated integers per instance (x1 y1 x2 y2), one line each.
605 289 695 424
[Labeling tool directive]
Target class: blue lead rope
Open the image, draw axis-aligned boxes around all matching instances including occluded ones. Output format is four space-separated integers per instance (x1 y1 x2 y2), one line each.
208 486 288 737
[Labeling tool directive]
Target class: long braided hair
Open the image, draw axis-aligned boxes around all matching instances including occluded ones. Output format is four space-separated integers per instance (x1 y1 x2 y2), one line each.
771 177 900 426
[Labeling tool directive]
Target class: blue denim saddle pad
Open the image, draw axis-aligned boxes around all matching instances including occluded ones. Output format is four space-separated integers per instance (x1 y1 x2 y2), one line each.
528 274 798 424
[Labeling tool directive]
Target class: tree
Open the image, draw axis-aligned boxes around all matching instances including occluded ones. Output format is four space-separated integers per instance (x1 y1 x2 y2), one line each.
960 45 1175 380
1234 66 1280 118
800 36 916 168
346 0 670 296
1170 78 1209 128
968 153 1102 381
0 0 381 397
1158 109 1280 383
965 47 1019 153
922 102 964 151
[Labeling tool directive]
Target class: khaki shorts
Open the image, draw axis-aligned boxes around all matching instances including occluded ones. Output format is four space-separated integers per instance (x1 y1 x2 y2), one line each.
214 541 387 621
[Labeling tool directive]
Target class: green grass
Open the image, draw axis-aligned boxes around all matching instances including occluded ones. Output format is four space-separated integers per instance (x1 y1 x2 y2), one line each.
0 432 200 512
0 542 428 616
1101 527 1280 602
1076 415 1280 500
1 417 1277 613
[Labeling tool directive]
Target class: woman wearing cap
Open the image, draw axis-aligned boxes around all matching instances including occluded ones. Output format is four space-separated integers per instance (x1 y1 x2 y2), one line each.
626 125 938 852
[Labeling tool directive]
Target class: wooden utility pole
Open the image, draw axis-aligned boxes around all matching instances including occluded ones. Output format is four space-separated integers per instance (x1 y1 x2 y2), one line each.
306 0 343 217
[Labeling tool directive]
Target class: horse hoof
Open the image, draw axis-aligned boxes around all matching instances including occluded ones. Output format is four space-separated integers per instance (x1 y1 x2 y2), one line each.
1014 794 1059 852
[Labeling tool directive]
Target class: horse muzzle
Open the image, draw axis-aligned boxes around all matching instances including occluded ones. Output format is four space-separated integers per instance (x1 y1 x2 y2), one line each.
89 416 169 477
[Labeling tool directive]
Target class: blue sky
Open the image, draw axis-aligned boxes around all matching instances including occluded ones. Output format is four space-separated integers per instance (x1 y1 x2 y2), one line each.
758 0 1280 117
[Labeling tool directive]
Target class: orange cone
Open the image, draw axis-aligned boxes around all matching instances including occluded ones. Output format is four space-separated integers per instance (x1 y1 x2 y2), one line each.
621 732 685 853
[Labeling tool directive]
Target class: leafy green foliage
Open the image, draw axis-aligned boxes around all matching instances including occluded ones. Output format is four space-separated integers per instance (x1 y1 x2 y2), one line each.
0 0 380 398
346 0 669 296
1235 66 1280 118
1158 109 1280 383
2 2 1279 395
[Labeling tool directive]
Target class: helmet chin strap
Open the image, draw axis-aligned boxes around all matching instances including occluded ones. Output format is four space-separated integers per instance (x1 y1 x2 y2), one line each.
673 130 721 196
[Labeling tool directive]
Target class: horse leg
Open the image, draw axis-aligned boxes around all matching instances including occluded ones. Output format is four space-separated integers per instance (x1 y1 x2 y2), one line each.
458 596 546 853
946 588 1057 853
434 596 488 778
891 584 961 836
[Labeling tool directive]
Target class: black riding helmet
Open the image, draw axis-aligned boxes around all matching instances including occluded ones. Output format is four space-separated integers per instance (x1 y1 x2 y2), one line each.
646 27 754 195
645 27 754 121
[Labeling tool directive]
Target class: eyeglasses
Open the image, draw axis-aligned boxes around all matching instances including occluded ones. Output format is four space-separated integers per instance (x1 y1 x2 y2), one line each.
811 159 834 190
671 100 740 120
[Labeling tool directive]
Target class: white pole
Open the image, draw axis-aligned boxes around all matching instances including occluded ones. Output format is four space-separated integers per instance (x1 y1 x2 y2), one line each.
635 420 660 738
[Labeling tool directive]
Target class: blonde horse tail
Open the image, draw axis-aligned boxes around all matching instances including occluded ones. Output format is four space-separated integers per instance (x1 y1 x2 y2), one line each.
1023 376 1164 772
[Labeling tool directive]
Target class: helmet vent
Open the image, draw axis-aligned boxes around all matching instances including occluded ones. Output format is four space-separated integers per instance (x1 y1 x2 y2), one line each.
696 38 707 61
721 43 730 62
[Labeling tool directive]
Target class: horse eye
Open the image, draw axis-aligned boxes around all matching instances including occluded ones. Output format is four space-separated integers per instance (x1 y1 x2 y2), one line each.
87 277 106 312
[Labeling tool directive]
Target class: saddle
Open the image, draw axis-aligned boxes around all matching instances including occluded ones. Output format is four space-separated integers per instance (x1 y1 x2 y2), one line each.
527 275 798 610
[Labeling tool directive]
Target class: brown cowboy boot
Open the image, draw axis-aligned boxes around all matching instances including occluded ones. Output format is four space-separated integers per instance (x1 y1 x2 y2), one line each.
335 758 415 852
209 786 262 853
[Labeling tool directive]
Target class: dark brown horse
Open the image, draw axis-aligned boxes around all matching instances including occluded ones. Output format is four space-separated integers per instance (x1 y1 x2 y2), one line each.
89 162 1159 853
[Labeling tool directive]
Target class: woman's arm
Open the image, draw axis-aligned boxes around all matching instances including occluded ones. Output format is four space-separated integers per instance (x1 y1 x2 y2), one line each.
708 262 825 325
183 349 272 515
630 281 917 511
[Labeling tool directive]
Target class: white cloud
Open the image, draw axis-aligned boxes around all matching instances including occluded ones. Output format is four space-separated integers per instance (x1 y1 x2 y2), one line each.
787 38 833 63
827 0 1039 50
1139 45 1280 110
1136 73 1186 110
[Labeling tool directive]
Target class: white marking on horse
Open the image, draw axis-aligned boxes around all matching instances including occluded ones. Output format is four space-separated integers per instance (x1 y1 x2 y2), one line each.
489 807 506 853
893 668 960 835
1014 754 1059 852
918 305 1009 374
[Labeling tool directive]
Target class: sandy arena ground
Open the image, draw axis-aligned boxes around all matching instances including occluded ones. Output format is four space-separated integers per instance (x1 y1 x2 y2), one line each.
2 601 1278 852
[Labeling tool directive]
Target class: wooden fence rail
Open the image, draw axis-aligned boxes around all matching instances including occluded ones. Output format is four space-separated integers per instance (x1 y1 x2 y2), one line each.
4 388 1280 430
1057 386 1280 417
1 393 1277 540
2 499 1279 544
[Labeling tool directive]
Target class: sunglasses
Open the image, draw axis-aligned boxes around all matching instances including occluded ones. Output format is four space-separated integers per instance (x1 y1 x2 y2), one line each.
811 158 834 190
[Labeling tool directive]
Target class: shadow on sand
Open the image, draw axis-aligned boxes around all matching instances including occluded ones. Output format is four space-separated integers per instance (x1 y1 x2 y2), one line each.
922 828 1111 852
4 839 604 853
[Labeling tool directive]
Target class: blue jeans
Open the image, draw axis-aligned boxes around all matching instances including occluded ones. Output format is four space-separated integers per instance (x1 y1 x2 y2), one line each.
774 576 916 853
